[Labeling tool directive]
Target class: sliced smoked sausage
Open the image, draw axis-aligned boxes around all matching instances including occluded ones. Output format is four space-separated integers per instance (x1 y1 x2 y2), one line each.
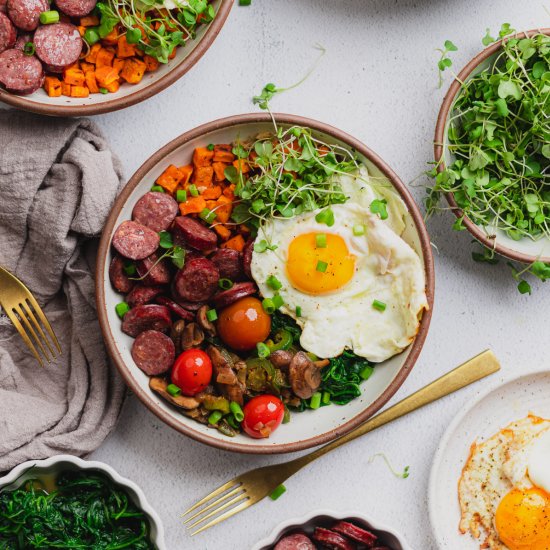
312 528 355 550
155 296 194 321
172 257 219 302
131 330 175 375
274 533 316 550
132 192 178 233
332 521 378 546
0 49 43 94
55 0 97 17
0 12 15 53
210 248 243 281
112 220 160 261
211 282 256 309
126 285 164 308
34 23 82 72
109 255 134 294
0 0 6 13
136 253 171 286
172 216 217 251
121 304 172 337
7 0 48 31
14 33 32 51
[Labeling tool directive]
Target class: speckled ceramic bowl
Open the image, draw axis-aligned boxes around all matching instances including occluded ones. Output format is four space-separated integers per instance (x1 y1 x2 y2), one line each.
96 113 435 454
434 28 550 264
252 509 414 550
0 0 233 117
0 454 165 549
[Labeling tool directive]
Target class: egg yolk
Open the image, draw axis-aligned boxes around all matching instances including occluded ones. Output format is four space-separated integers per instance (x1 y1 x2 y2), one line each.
495 487 550 549
217 297 271 351
286 233 355 294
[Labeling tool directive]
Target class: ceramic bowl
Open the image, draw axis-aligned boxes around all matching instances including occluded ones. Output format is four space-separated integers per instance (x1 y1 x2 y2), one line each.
96 112 435 454
252 509 414 550
435 28 550 264
0 0 233 117
0 454 165 550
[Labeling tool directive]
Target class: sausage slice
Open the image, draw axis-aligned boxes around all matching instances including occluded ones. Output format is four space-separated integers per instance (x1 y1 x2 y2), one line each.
172 257 219 302
211 282 256 309
172 216 217 251
7 0 48 31
126 285 164 308
312 527 355 550
274 533 316 550
131 330 175 375
109 255 134 294
0 12 15 53
34 23 82 72
55 0 97 17
332 521 378 546
210 248 243 281
121 304 172 337
0 49 43 94
132 191 178 233
112 220 160 261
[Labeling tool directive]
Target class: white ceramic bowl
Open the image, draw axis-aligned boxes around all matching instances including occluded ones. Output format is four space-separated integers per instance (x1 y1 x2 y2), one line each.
252 509 414 550
0 454 165 550
96 113 435 454
0 1 233 117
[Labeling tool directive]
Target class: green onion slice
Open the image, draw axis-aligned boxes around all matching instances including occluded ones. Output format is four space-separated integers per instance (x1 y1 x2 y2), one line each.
372 299 386 312
189 184 199 197
256 342 270 358
39 10 59 24
353 224 365 236
167 384 182 396
269 483 286 500
316 260 328 273
266 275 282 290
219 278 233 290
315 233 327 248
206 309 218 322
176 189 187 203
115 302 130 319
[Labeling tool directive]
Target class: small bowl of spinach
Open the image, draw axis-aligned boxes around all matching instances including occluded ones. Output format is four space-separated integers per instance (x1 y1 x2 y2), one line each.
0 454 165 550
430 27 550 266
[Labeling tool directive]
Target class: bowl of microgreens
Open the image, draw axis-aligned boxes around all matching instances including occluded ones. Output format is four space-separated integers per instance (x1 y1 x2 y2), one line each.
0 0 233 117
429 27 550 284
96 112 434 453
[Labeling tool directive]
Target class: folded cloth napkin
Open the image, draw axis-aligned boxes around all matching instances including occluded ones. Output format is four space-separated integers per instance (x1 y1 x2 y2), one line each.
0 110 127 471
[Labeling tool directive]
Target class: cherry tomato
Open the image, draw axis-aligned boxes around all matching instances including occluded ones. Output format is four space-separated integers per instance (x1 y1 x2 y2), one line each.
242 395 284 439
217 297 271 351
171 349 212 396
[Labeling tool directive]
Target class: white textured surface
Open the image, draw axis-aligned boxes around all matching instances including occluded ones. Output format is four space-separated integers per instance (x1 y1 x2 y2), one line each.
84 2 544 549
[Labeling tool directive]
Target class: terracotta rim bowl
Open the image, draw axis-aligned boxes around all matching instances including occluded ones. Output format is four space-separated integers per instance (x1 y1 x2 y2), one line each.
434 28 550 264
96 113 435 454
0 0 233 117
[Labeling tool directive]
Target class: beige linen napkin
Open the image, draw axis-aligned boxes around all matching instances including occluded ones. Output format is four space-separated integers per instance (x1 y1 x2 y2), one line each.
0 110 126 471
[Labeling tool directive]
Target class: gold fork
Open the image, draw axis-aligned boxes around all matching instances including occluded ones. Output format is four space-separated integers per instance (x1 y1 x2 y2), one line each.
183 349 500 535
0 267 61 366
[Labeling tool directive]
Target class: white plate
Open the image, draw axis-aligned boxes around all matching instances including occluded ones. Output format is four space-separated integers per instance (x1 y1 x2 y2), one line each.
428 370 550 549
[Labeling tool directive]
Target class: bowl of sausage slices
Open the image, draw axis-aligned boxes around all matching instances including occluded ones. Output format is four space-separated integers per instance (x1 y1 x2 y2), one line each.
96 113 435 453
0 0 232 116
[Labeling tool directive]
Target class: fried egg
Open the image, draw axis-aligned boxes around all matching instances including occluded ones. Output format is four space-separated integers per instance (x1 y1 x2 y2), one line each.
459 414 550 550
250 199 428 363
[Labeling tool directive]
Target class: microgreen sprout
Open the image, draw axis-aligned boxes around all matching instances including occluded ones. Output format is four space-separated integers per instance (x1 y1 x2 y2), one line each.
368 453 410 479
436 39 458 88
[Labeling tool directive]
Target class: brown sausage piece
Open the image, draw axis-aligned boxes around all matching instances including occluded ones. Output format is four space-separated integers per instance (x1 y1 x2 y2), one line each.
332 521 378 546
242 238 254 279
121 304 172 337
274 533 316 550
109 255 134 294
155 296 194 321
112 220 160 261
34 23 82 72
126 285 164 308
312 528 355 550
172 257 219 303
7 0 47 31
132 192 178 233
211 282 257 309
0 49 43 94
210 248 243 281
55 0 97 17
131 330 175 375
0 12 15 53
136 253 171 286
172 216 217 251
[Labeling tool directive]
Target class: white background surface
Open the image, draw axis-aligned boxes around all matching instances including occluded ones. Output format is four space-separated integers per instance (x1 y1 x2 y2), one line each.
83 2 547 549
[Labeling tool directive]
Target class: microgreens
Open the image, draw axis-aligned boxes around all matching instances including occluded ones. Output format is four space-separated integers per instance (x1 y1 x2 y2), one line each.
368 453 410 479
436 39 458 88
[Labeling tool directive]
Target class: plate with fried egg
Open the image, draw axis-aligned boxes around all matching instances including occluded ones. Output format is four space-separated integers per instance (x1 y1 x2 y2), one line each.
429 370 550 550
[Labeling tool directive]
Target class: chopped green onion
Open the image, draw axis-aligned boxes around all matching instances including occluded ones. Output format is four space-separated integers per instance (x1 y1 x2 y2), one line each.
315 233 327 248
372 299 386 312
360 365 374 380
226 414 240 429
167 384 182 396
353 224 365 236
176 189 187 203
315 207 335 227
262 298 275 314
206 309 218 322
99 88 109 94
39 10 59 24
257 342 270 358
239 0 252 5
295 306 302 317
370 199 388 220
189 184 199 197
282 405 291 424
199 208 217 224
266 275 282 290
272 294 284 309
322 391 331 405
23 42 35 56
207 143 215 151
219 278 233 290
150 185 164 193
269 484 286 501
316 260 328 273
208 411 223 425
309 392 322 409
84 28 100 45
123 261 136 276
229 402 244 422
115 302 130 319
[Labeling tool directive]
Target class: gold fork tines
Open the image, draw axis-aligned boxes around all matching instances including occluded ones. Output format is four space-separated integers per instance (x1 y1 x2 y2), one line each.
0 267 61 366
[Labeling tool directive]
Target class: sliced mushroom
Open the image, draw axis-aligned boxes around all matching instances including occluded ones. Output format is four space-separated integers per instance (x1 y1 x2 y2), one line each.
149 377 200 410
288 351 324 399
196 305 216 336
269 350 294 370
207 345 245 406
181 322 204 349
170 319 186 355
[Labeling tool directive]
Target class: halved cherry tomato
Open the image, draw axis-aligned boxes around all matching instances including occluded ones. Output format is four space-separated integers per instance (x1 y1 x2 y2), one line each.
242 395 284 439
171 349 212 396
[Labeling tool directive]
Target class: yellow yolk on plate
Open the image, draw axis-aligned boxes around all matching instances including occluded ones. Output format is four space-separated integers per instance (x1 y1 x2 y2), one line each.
286 233 355 294
495 487 550 549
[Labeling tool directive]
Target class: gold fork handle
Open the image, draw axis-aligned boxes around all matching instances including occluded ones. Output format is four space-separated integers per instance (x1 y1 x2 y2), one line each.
292 349 500 470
